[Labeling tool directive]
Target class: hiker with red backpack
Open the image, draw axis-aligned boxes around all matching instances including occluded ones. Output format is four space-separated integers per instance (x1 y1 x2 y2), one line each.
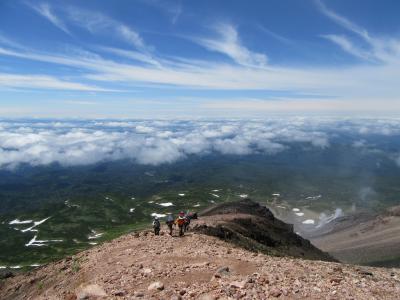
175 211 186 236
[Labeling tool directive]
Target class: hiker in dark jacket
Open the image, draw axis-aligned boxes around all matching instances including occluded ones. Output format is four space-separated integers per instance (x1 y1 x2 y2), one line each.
184 214 191 232
166 214 174 236
152 217 160 235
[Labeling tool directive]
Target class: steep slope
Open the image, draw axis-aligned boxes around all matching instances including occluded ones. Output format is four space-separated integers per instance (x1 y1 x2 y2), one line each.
311 205 400 267
1 201 400 299
194 199 335 261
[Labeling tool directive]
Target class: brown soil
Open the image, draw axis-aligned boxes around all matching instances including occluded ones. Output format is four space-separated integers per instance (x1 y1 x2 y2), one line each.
1 223 400 300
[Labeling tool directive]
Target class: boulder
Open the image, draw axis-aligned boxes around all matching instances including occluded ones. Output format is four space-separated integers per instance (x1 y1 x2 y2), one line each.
269 288 282 298
77 284 107 299
147 281 164 291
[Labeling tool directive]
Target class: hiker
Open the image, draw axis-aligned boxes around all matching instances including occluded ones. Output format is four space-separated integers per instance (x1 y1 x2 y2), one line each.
152 217 161 235
184 213 191 232
166 214 174 236
175 211 186 236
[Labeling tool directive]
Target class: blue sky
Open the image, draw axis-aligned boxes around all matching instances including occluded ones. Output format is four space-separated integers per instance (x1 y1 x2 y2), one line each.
0 0 399 118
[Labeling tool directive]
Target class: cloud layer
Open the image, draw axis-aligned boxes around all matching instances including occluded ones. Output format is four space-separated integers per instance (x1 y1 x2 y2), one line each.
1 117 400 169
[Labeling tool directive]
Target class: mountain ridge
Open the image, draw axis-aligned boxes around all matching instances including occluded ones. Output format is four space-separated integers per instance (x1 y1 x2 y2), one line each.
194 199 335 262
1 200 399 299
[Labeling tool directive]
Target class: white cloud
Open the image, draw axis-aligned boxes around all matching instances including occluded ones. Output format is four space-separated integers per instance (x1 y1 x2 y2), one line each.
0 73 105 91
27 2 70 34
65 6 149 52
258 26 293 45
99 47 161 67
196 23 268 67
141 0 183 24
0 118 399 169
27 3 153 57
0 3 399 114
317 0 400 65
321 34 373 61
315 0 371 42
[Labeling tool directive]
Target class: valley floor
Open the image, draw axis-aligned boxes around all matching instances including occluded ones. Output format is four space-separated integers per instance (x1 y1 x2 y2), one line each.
1 224 400 300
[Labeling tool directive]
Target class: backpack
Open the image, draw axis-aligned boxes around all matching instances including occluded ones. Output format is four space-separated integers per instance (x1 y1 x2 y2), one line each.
153 219 160 228
176 217 185 226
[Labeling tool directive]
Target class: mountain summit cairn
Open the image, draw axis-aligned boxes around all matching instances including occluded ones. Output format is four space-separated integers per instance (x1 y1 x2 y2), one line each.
1 199 399 299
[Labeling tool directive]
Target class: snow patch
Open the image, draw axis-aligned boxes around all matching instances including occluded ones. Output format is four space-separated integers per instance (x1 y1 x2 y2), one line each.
178 193 185 197
9 219 33 225
272 193 281 197
88 230 103 240
21 217 50 233
302 219 315 225
239 194 248 198
193 203 201 207
276 205 286 209
210 193 220 198
292 208 300 212
64 200 79 208
25 235 63 247
129 208 135 213
89 242 98 245
157 202 174 207
306 195 322 200
295 212 305 217
151 213 167 218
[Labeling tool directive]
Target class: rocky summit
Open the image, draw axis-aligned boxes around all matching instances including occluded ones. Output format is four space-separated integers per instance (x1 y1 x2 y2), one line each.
1 200 400 299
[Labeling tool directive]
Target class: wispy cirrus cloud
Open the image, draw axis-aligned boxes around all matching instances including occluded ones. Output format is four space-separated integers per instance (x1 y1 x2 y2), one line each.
64 6 150 53
0 73 106 91
26 2 71 35
0 2 399 115
321 34 373 61
258 26 293 45
195 23 268 68
0 37 399 105
315 0 371 42
316 0 400 65
27 2 151 54
141 0 183 24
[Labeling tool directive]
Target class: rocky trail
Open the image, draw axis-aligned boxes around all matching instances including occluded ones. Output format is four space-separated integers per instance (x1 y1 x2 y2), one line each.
1 200 400 299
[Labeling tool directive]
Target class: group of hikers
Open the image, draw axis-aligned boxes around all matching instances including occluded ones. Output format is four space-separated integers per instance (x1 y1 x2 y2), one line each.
152 211 198 237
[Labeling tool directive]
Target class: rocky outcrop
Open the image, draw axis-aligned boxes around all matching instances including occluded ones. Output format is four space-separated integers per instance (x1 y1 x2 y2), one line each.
194 199 335 261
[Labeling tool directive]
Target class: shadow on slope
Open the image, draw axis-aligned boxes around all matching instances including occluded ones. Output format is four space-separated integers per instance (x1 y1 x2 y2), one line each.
194 199 336 262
